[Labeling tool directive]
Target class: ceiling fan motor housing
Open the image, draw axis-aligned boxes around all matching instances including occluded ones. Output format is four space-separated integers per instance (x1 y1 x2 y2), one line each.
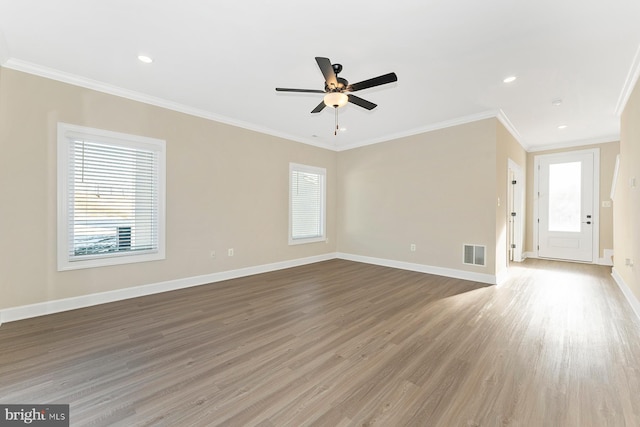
326 77 349 92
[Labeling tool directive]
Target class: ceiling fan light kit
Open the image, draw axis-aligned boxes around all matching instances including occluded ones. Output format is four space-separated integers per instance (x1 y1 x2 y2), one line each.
323 92 348 108
276 57 397 135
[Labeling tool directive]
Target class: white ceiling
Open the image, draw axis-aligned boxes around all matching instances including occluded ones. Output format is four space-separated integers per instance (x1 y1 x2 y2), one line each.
1 0 639 151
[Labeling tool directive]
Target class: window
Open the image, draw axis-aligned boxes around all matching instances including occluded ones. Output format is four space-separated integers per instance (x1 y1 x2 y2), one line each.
289 163 326 245
548 161 582 232
57 123 166 270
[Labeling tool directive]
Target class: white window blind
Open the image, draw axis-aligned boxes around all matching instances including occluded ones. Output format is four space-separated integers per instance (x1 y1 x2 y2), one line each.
289 163 326 244
58 123 165 270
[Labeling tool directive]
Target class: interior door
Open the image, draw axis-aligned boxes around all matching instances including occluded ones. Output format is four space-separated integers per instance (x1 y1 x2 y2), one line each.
537 150 596 262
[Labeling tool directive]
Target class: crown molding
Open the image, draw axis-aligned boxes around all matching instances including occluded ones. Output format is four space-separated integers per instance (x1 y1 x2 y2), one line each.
335 110 499 151
615 43 640 116
2 58 331 150
496 109 529 151
5 59 510 153
7 57 512 153
10 58 620 155
615 45 640 117
527 134 620 153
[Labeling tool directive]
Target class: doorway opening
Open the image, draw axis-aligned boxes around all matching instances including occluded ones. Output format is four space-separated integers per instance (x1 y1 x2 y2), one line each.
507 159 525 264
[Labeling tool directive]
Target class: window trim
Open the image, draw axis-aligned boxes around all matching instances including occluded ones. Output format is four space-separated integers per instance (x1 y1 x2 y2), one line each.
288 162 327 245
57 123 166 271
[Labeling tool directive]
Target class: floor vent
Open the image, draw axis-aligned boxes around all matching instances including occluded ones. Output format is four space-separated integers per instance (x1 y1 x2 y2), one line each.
463 244 486 266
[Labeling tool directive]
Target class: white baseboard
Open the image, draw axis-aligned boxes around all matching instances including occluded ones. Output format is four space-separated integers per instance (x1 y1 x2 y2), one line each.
3 252 629 327
523 251 614 266
599 249 614 266
611 268 640 323
336 252 499 285
0 253 337 325
0 252 508 326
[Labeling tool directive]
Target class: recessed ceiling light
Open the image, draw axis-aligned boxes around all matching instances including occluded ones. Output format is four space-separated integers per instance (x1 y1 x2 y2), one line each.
558 124 568 129
503 76 517 83
552 98 563 106
137 55 153 64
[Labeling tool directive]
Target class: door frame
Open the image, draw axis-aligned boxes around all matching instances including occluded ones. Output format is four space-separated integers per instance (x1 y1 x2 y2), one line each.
508 159 525 262
533 148 600 263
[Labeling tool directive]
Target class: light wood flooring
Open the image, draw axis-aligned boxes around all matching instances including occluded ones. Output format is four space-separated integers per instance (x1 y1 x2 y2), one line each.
1 259 640 426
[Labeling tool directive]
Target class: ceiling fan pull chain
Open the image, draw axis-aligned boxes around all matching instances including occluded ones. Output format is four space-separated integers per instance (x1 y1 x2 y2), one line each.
335 108 338 136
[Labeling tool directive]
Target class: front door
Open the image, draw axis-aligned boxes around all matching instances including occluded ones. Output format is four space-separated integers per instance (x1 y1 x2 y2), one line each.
536 149 598 262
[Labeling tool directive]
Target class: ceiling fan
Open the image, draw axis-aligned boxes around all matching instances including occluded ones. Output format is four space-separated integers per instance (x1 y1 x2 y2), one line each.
276 57 398 117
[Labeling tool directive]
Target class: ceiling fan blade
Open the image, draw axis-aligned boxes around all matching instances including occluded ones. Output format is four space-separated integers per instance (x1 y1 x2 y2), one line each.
276 88 326 93
311 100 326 113
348 94 377 110
347 72 398 92
315 57 338 89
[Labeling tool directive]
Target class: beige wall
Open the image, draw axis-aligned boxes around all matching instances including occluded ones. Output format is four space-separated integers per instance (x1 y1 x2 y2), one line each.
336 119 499 275
1 65 627 314
524 141 619 259
0 68 337 310
496 122 527 275
615 79 640 301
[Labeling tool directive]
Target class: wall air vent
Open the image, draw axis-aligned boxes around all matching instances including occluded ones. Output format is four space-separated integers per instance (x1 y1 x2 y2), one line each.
463 244 486 266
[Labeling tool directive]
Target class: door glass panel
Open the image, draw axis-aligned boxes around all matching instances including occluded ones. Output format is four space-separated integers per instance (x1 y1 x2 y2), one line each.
548 161 581 232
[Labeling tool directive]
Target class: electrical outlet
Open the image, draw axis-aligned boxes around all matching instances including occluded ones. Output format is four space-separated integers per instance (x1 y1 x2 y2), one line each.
410 244 416 252
602 200 612 208
210 251 216 258
228 248 234 257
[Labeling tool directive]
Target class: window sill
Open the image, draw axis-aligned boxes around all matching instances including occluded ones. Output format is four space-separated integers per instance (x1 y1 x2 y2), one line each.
288 236 327 246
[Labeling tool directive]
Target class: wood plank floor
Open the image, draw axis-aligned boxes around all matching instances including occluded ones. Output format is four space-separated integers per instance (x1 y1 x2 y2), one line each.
1 259 640 426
